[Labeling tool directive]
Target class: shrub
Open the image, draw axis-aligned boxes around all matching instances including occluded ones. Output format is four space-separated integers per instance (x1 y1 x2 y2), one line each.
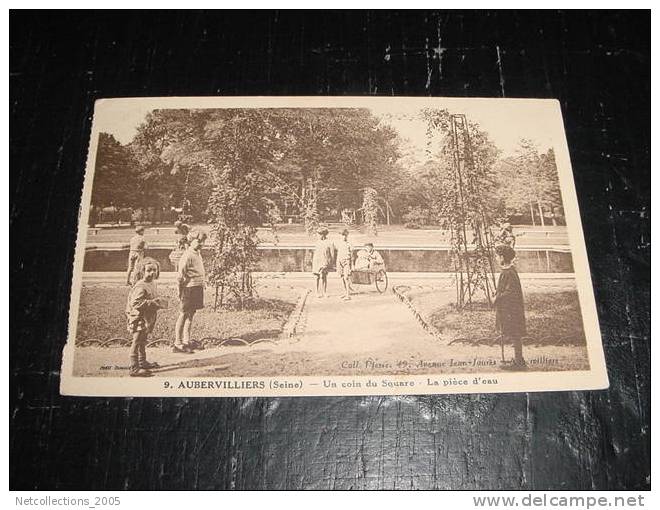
403 206 430 229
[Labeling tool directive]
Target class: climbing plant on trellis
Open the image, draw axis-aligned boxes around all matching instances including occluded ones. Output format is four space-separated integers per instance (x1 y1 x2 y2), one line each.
421 109 500 308
361 187 380 236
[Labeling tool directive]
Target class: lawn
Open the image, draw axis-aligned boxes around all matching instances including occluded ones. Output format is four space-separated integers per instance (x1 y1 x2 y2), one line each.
75 284 298 346
404 289 588 347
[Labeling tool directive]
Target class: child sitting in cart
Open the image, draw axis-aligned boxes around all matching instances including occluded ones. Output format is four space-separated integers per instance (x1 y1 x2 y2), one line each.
355 243 385 271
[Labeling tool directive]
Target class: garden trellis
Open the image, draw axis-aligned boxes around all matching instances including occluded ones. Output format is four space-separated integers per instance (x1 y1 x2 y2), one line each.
446 113 498 309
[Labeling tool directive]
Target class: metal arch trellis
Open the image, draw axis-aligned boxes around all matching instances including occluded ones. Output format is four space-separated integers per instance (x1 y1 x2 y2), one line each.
448 114 498 309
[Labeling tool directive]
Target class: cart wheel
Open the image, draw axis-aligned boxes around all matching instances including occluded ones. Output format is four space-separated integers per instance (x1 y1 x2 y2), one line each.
375 270 388 293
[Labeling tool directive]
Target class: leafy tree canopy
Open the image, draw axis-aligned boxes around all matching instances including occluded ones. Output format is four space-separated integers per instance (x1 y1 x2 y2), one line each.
91 133 139 209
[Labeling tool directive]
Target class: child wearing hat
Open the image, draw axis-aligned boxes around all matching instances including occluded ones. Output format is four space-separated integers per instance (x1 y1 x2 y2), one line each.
494 244 527 370
312 227 334 298
126 225 148 285
125 257 168 377
335 229 353 300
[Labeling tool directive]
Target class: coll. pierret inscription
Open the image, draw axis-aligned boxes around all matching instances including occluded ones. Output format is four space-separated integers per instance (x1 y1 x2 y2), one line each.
60 96 608 397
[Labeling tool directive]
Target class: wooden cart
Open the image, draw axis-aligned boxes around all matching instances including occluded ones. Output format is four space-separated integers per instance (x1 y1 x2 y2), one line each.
350 267 388 293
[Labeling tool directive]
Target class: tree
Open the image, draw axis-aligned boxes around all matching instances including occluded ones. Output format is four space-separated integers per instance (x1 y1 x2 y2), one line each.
202 110 287 306
494 141 562 226
264 108 402 233
128 107 407 305
91 133 139 211
539 148 562 225
130 110 213 222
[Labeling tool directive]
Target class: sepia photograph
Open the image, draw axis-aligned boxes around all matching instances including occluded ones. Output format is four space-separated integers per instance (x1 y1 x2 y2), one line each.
12 10 648 493
60 96 608 396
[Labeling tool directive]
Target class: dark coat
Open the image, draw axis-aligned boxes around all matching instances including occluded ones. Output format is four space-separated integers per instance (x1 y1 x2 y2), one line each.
495 266 526 337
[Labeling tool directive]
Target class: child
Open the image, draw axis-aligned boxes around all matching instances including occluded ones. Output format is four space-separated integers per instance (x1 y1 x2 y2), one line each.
335 229 353 300
494 244 527 370
174 220 191 251
311 227 334 298
126 225 148 285
125 257 167 377
497 222 517 248
169 221 191 270
355 242 385 270
173 230 207 353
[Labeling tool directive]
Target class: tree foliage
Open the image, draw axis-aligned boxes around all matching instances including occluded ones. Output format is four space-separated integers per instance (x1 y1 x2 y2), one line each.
94 106 564 309
420 109 501 307
130 110 213 219
361 187 380 235
127 108 402 304
495 141 562 225
91 133 139 209
262 108 401 233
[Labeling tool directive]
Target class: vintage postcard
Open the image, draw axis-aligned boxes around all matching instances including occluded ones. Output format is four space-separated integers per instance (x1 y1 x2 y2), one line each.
60 96 608 397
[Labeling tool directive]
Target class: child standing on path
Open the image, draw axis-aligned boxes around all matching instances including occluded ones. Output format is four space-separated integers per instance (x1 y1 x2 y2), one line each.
173 230 207 353
494 244 527 370
125 257 167 377
335 229 353 300
126 225 148 285
312 227 334 298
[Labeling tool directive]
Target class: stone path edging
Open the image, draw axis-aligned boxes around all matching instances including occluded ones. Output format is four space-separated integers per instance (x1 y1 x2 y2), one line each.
391 285 444 342
280 289 311 340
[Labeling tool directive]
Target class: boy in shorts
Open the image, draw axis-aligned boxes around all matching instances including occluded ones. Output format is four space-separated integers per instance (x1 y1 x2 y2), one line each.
335 229 353 300
173 230 207 353
312 227 334 298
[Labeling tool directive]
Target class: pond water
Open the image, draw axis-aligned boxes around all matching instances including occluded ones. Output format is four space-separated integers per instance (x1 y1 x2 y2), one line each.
83 246 574 273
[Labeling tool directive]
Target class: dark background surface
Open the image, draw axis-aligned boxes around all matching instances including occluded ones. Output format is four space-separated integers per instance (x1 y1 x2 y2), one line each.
10 11 650 490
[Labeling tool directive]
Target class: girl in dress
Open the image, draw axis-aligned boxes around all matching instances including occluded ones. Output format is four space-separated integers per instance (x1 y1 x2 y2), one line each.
494 244 527 370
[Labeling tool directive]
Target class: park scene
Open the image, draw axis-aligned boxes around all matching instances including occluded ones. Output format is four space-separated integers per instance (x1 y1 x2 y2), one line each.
72 103 590 378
